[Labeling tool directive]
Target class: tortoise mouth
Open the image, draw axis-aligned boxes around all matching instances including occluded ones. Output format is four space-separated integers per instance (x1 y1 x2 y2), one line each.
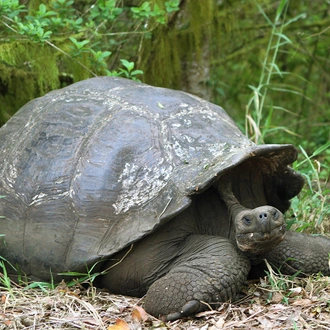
236 224 286 255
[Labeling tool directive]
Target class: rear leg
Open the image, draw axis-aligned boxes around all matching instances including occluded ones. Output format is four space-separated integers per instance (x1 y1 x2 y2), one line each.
144 235 250 321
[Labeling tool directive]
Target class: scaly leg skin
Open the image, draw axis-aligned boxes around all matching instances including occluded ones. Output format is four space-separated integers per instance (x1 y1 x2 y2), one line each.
144 236 250 321
264 231 330 276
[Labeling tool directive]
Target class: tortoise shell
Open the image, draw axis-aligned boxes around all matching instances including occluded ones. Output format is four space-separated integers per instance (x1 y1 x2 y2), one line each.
0 77 298 277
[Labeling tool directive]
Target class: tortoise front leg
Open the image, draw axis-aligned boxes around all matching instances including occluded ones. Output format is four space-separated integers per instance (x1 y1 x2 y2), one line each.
144 235 250 321
264 231 330 276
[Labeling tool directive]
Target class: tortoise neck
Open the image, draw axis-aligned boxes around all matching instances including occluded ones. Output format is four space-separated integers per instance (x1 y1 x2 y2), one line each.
216 177 248 220
216 177 249 244
226 195 248 222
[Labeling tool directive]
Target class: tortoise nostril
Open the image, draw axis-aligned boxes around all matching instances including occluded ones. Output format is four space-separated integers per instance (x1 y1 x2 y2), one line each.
259 212 268 220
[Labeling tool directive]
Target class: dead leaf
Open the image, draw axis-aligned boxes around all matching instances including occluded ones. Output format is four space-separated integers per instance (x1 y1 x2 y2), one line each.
214 317 225 328
4 319 11 326
108 318 130 330
195 309 219 318
289 287 303 297
132 305 149 322
270 292 283 303
1 294 6 304
257 316 274 327
291 298 313 307
56 280 72 295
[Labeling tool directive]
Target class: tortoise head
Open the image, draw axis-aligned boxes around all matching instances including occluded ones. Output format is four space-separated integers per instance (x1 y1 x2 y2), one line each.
234 205 286 255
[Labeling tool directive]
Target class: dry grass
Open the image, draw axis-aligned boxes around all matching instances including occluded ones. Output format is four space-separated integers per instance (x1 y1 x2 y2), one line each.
1 272 330 330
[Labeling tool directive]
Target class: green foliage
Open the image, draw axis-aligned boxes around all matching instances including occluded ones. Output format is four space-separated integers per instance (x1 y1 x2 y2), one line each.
58 261 104 288
117 59 144 80
24 274 55 291
0 259 12 289
0 0 180 123
89 0 123 21
288 142 330 232
245 0 304 144
131 0 180 24
206 1 330 156
0 256 18 290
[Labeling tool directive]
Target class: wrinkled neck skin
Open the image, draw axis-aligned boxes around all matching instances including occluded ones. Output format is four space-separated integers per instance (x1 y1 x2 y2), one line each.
216 177 245 242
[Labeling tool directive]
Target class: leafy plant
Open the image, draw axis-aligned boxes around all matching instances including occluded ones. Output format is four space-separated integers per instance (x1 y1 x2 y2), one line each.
131 0 180 24
116 59 144 81
0 0 25 17
69 37 90 57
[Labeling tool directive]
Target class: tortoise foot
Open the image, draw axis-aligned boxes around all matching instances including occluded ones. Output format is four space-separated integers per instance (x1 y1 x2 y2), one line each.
144 236 250 320
162 300 203 321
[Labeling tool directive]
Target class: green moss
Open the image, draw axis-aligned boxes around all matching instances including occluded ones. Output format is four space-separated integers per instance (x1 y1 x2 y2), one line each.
0 41 60 122
70 53 94 82
0 65 35 124
139 0 214 89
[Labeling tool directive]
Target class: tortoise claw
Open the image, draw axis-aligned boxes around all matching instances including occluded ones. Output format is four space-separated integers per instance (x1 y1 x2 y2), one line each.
163 300 202 321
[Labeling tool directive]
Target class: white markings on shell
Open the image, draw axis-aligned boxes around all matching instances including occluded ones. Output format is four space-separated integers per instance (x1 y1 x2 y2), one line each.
29 192 48 206
171 123 181 128
29 191 70 206
113 161 172 214
206 142 227 158
7 165 17 183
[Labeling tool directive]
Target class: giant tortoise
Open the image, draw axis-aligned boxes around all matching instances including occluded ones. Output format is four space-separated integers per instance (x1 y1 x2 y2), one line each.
0 76 329 321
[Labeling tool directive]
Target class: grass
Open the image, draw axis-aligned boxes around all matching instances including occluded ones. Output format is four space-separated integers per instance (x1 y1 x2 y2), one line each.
0 259 13 290
245 0 295 144
288 143 330 233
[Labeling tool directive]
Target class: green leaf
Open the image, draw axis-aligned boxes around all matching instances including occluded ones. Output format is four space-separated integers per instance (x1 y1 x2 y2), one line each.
274 32 292 44
38 4 47 15
165 0 180 13
284 13 307 26
69 37 89 49
275 0 288 21
120 59 134 72
131 69 143 76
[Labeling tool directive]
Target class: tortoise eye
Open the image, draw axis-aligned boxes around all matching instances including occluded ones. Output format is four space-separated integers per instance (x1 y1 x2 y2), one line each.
243 217 252 225
273 210 278 219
